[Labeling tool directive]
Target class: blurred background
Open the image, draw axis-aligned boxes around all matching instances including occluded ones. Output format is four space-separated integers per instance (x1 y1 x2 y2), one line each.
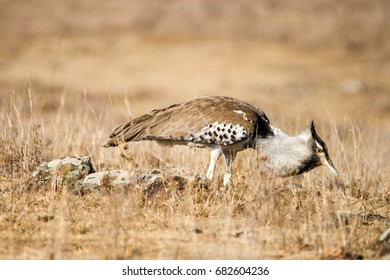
0 0 389 127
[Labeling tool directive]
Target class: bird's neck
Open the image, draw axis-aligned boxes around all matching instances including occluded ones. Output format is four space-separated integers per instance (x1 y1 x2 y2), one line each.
256 127 316 176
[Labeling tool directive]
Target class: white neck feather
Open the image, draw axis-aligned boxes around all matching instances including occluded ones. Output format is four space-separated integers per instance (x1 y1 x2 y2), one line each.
256 126 313 176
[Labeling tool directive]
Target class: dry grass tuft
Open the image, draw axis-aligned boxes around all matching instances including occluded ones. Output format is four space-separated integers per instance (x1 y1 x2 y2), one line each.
0 91 389 259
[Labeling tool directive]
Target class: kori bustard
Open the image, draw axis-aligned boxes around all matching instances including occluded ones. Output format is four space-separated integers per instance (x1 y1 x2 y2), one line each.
104 96 338 186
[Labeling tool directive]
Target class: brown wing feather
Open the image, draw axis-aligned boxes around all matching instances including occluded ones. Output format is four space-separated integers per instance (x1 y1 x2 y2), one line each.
104 96 272 147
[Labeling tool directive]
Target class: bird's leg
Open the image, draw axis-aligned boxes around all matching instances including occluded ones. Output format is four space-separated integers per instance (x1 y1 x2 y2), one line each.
222 151 237 187
206 148 222 180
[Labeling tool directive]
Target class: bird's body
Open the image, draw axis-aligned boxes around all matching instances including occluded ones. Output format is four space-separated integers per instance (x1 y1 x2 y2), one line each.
104 96 337 186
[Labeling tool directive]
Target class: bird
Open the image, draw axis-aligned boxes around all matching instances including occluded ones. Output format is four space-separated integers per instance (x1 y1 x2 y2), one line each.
104 96 338 186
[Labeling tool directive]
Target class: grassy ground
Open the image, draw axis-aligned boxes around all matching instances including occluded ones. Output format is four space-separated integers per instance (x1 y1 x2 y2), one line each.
0 0 389 259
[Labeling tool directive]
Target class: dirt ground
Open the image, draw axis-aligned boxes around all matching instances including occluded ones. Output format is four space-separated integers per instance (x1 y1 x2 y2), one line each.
0 0 389 259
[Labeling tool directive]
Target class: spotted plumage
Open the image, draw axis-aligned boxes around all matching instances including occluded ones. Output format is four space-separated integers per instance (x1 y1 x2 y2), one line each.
189 122 247 146
104 96 338 186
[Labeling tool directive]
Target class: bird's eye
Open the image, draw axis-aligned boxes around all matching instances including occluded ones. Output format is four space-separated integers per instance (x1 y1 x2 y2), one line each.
316 147 323 153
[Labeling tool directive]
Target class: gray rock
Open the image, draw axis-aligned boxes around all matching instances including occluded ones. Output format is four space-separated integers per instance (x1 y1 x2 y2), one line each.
81 170 132 192
31 155 198 196
32 156 95 191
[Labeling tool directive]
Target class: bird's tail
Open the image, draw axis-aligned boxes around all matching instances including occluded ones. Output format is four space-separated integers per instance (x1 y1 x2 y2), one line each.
103 114 155 147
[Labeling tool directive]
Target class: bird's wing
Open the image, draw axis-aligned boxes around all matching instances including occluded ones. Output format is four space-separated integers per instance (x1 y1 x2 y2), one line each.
104 96 273 147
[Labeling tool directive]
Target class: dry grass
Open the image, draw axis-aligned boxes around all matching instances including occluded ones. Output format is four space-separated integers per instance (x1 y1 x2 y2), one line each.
0 0 389 260
1 79 389 260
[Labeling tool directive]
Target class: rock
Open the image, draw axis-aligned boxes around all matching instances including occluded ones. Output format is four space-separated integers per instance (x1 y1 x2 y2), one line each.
32 156 95 191
80 171 191 196
81 170 132 193
233 231 244 238
32 155 197 196
193 228 203 234
137 174 191 198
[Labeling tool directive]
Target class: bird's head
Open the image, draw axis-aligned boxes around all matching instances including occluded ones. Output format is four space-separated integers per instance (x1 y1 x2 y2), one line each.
308 121 338 176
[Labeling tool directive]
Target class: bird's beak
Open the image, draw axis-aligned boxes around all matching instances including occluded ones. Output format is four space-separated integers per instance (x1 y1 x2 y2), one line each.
323 158 338 176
